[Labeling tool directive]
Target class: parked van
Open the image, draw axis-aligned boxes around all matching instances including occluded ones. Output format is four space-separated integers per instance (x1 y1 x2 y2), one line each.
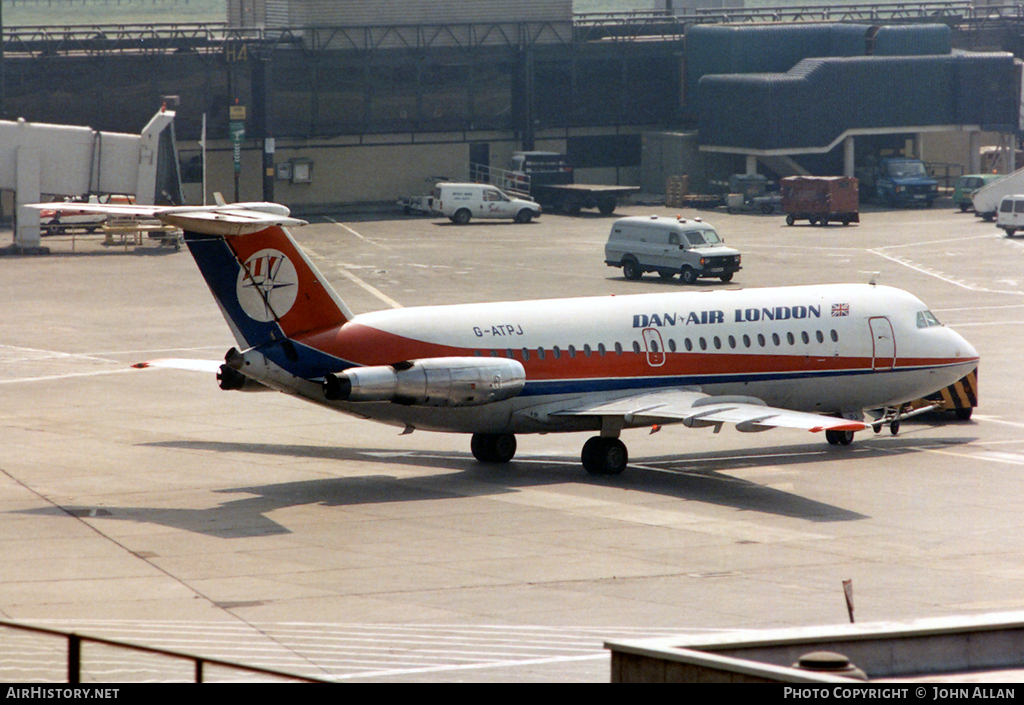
952 173 1004 212
604 215 742 284
996 195 1024 236
432 182 541 225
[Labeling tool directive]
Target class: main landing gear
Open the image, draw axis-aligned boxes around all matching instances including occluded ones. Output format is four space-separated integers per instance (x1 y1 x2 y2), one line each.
825 429 855 445
470 433 629 476
581 437 628 476
470 433 517 464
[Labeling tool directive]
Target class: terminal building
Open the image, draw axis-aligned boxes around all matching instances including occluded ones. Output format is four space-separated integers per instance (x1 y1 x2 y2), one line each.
0 0 1020 211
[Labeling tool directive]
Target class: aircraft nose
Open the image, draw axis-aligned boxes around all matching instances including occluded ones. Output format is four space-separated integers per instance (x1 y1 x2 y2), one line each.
950 328 979 364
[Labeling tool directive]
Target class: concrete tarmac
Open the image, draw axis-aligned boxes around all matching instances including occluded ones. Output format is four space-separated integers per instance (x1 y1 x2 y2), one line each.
1 201 1022 682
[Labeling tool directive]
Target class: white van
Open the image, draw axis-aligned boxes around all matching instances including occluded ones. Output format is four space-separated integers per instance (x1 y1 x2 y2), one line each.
996 194 1024 236
433 182 541 225
604 215 742 284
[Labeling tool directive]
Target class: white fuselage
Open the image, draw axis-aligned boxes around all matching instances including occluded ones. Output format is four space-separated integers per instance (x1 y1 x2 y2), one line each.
249 283 979 435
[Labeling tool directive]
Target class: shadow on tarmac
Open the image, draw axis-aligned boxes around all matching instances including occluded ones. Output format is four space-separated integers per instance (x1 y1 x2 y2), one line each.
15 432 977 538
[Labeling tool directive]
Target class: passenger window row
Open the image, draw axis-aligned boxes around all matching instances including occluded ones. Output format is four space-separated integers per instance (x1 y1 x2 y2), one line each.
668 329 840 352
471 329 841 359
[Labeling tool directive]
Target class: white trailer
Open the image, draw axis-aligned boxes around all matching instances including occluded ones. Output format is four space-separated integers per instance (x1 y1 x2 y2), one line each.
971 166 1024 221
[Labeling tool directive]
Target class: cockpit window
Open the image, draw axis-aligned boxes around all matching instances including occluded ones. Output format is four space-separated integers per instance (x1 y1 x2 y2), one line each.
917 310 942 328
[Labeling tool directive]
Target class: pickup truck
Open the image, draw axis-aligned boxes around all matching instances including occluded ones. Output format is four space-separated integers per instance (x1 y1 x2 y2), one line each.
501 152 639 216
871 158 938 207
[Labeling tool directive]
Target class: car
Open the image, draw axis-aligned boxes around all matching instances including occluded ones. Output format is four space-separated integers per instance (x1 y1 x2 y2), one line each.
39 194 134 234
995 194 1024 236
432 182 541 225
604 215 742 284
952 174 1004 212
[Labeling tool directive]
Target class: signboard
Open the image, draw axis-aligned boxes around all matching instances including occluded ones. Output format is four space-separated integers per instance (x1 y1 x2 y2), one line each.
229 120 246 174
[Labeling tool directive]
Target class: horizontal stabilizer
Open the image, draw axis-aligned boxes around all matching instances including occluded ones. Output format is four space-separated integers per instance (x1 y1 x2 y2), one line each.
159 210 307 236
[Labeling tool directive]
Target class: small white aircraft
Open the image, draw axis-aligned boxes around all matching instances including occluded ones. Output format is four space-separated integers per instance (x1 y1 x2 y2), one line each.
29 194 306 235
37 201 980 475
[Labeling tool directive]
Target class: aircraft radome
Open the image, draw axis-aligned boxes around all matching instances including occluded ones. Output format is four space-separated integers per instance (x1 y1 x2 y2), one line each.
38 201 980 476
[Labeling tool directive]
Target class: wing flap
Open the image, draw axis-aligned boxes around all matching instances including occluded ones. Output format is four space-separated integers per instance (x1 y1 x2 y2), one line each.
550 389 868 434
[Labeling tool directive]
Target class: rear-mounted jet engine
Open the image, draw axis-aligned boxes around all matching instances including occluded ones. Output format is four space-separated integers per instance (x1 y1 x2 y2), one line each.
322 357 526 407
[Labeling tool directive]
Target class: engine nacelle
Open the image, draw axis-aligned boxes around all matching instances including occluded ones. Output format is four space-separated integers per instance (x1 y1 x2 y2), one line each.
322 357 526 407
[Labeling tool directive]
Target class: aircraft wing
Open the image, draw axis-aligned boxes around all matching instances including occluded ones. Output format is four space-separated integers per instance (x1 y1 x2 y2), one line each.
30 202 164 218
548 389 867 434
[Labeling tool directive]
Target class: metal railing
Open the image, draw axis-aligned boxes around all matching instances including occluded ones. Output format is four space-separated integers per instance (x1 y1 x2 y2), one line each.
0 620 327 683
925 160 965 189
468 162 531 198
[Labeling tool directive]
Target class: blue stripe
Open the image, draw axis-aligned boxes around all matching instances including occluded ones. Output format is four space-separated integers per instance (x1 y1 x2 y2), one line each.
254 339 357 379
518 363 964 396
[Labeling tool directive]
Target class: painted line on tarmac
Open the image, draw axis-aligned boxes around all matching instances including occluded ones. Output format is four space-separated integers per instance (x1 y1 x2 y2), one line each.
303 243 404 310
325 217 390 249
868 248 1024 295
0 368 136 385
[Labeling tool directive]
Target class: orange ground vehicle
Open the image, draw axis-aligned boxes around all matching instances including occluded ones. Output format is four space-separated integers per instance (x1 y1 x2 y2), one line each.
781 176 859 226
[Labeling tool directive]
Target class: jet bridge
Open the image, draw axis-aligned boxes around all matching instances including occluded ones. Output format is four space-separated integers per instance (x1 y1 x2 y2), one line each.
0 108 181 253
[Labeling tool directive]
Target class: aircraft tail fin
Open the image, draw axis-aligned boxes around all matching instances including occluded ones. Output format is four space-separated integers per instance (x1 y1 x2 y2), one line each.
183 223 353 350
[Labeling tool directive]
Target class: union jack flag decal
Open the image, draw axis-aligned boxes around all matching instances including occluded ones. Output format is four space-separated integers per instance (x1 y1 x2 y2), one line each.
832 303 850 317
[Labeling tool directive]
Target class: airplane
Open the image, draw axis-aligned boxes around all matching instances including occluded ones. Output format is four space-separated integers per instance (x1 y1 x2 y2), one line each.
29 194 307 235
34 201 981 475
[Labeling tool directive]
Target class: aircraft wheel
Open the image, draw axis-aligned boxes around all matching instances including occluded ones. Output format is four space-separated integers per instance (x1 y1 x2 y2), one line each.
581 437 628 476
889 420 900 436
826 429 855 446
954 407 973 421
471 433 517 463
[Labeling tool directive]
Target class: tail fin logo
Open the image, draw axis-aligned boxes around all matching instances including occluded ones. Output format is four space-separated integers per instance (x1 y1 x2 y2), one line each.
236 248 299 322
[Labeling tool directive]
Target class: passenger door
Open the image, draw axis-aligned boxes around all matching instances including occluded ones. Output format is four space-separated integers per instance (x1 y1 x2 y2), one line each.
482 188 513 218
642 328 666 367
666 233 683 269
869 316 896 370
